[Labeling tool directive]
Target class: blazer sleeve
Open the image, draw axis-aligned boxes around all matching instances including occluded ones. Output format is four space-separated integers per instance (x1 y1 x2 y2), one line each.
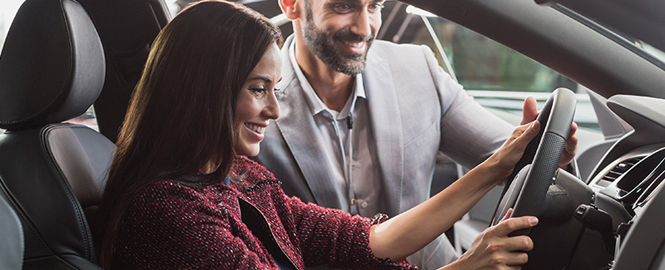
421 45 514 169
113 182 281 270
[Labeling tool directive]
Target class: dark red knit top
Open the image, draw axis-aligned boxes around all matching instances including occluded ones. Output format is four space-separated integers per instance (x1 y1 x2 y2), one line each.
111 156 416 269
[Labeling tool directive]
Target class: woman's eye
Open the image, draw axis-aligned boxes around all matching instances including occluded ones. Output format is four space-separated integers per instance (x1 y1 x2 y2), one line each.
248 87 267 96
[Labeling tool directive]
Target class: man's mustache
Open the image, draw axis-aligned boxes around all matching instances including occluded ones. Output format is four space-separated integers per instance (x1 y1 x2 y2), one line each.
333 30 375 44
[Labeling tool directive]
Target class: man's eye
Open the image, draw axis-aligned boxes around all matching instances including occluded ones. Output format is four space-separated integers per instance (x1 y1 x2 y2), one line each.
333 3 353 13
368 3 384 12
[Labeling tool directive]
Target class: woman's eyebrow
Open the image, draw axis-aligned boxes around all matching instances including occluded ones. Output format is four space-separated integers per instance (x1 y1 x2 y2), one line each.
247 76 274 83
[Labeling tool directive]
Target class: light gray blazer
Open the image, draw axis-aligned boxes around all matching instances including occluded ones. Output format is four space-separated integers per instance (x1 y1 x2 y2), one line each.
253 36 513 268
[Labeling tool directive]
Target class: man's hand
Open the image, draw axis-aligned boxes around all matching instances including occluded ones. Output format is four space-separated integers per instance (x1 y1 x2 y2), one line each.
520 97 578 169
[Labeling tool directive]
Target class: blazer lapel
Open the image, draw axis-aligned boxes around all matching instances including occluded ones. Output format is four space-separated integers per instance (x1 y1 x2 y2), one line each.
363 52 404 217
274 37 347 209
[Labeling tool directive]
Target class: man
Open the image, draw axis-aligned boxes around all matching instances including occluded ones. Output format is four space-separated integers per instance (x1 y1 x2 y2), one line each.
253 0 577 269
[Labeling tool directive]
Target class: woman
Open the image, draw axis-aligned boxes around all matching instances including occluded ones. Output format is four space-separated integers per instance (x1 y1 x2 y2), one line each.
95 1 540 269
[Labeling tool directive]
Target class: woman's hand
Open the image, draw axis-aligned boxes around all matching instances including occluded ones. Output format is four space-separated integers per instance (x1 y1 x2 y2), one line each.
486 120 541 182
368 123 539 263
444 209 538 270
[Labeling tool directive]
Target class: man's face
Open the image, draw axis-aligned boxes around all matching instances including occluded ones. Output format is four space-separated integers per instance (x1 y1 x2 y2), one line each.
300 0 384 75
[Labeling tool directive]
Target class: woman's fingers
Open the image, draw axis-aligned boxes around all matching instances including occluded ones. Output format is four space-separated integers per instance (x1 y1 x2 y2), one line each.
514 120 540 147
520 96 539 125
492 120 540 176
454 215 538 269
503 120 539 152
492 215 539 239
500 208 513 222
505 251 530 267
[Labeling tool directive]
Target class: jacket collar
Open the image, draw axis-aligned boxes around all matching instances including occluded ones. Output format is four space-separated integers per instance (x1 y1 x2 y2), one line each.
274 36 344 208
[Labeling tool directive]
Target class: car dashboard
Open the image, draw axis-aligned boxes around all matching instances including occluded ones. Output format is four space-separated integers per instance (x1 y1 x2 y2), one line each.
582 94 665 269
587 94 665 214
590 144 665 215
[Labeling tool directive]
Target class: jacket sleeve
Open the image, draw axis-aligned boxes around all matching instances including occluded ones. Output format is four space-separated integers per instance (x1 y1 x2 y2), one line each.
113 182 280 270
282 193 416 270
421 45 514 169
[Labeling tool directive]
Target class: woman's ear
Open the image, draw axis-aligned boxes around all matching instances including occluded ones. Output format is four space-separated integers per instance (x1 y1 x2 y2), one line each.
278 0 301 20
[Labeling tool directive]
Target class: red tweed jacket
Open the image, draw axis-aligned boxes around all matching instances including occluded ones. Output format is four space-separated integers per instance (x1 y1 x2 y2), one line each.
112 156 416 269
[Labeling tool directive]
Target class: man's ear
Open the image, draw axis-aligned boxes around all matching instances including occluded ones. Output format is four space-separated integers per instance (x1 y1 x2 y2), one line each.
278 0 301 20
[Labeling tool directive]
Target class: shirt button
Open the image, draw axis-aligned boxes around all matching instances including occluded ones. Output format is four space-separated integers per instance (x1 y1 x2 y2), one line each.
361 201 368 208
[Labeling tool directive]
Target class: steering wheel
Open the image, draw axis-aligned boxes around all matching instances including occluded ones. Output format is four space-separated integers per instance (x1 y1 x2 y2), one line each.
490 88 576 228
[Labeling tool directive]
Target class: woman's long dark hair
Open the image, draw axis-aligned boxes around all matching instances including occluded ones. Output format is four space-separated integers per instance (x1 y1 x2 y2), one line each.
95 1 282 267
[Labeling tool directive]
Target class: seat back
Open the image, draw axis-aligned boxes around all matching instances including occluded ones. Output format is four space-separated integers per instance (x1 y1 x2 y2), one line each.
0 192 23 270
0 0 112 268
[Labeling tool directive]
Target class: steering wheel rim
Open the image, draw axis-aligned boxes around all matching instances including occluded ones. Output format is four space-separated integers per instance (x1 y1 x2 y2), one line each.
491 88 577 227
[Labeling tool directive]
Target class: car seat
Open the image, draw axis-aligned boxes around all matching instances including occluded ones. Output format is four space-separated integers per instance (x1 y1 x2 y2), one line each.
0 193 23 270
0 0 114 268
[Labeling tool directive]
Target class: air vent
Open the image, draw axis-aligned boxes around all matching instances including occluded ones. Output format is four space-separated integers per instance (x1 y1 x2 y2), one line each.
597 156 644 187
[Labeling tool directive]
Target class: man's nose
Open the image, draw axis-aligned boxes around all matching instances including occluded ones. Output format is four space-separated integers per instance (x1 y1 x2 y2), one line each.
350 8 373 39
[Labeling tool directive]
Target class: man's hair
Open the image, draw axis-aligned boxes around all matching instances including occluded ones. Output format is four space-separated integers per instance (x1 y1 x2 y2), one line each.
95 1 283 267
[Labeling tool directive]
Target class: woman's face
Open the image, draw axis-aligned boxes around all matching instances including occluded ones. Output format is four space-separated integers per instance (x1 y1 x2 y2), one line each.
234 43 282 157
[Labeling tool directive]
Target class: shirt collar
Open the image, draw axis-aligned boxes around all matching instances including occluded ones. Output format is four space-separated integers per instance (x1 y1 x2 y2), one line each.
289 40 365 120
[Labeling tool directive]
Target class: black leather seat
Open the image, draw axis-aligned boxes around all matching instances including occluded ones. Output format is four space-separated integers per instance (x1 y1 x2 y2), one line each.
0 0 113 268
0 193 23 270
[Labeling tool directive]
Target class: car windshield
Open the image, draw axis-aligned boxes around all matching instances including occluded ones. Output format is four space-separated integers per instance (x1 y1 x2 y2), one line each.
548 4 665 72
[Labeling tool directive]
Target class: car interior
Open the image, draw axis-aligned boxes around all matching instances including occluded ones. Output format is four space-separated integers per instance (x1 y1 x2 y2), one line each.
1 0 665 269
0 193 23 270
0 0 114 268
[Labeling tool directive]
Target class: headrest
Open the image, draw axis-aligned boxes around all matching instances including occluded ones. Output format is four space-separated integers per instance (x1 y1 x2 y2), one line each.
0 0 105 130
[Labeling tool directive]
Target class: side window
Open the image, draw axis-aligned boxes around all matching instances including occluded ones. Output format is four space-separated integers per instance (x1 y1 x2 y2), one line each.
1 0 99 131
404 12 576 93
0 0 24 52
386 4 598 131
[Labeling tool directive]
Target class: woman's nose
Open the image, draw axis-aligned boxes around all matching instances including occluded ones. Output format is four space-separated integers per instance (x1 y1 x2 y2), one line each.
264 92 280 120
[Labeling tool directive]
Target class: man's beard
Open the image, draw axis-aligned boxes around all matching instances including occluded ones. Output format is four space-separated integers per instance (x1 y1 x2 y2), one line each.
302 20 375 76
